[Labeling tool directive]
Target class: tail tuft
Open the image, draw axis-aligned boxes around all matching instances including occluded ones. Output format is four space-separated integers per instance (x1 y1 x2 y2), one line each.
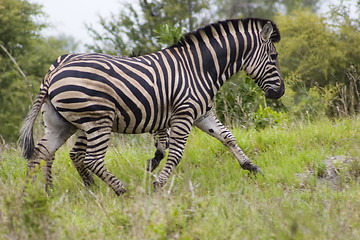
19 113 36 159
19 86 49 159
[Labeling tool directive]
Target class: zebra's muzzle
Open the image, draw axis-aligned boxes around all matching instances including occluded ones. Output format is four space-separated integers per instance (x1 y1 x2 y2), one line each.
265 82 285 99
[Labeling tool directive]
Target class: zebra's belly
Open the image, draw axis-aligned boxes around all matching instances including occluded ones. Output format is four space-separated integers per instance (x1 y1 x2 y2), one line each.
112 108 170 134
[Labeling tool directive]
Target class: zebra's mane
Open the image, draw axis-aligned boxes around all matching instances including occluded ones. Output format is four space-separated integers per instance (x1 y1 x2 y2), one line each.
171 18 281 48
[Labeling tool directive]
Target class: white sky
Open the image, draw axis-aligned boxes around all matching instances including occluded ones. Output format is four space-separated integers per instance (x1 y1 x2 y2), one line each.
30 0 358 52
30 0 129 51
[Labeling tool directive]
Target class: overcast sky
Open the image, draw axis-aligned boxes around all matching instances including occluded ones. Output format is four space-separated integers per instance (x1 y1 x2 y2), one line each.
30 0 357 52
31 0 129 50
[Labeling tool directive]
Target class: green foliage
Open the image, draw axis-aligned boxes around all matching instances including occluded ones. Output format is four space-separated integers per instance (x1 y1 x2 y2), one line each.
0 0 75 142
0 148 58 239
22 184 58 239
153 24 185 47
253 105 286 129
335 66 360 116
213 0 319 19
215 73 285 128
86 0 320 55
275 10 344 88
1 117 360 239
86 0 208 55
0 0 43 142
274 7 360 117
0 0 44 54
280 73 338 121
215 73 264 127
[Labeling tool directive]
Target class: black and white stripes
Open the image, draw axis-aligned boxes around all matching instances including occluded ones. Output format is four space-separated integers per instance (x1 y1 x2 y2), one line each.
20 18 284 195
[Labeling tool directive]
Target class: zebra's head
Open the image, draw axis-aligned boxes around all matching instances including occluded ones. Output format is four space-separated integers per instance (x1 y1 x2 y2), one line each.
244 20 285 100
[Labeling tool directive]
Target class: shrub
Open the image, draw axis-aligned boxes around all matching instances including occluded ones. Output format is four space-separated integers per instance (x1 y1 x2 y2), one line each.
253 105 287 129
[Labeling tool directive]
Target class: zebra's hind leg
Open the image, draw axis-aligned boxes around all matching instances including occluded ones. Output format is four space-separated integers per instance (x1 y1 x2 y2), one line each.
147 129 170 172
27 99 77 190
83 127 127 196
69 130 95 187
43 154 55 193
194 112 264 176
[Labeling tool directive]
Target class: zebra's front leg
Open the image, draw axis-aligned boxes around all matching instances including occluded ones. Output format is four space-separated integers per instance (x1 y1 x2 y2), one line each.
69 131 95 187
83 127 127 196
146 129 170 172
153 117 193 189
194 112 264 176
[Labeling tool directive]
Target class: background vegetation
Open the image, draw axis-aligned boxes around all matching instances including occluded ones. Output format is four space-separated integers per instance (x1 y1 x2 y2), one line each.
1 0 360 239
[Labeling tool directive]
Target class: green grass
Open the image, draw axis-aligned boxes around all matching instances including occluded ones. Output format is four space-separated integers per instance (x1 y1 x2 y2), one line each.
1 117 360 239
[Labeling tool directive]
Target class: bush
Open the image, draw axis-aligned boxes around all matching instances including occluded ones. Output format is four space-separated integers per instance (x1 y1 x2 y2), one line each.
274 7 360 117
215 73 265 127
253 105 287 129
281 73 338 121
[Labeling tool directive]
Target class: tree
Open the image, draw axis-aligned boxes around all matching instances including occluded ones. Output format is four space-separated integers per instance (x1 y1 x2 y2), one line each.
275 11 341 88
86 0 208 55
0 0 75 142
0 0 43 142
275 7 360 88
86 0 322 55
275 4 360 117
213 0 319 20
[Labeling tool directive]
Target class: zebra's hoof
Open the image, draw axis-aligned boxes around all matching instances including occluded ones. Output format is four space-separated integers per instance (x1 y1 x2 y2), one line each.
146 158 159 172
242 162 265 177
115 185 128 196
252 165 264 177
83 178 95 188
152 180 165 192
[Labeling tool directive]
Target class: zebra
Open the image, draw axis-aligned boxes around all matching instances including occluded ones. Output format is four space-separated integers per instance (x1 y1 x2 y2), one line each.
20 18 284 196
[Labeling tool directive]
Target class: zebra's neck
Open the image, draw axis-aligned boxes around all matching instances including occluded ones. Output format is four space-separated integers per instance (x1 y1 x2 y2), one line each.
168 19 260 98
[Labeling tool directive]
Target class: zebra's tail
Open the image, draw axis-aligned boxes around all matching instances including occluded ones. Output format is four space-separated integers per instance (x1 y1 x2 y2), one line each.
19 76 50 159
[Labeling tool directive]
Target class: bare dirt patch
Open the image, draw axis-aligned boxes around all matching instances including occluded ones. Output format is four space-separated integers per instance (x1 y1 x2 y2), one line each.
297 155 360 189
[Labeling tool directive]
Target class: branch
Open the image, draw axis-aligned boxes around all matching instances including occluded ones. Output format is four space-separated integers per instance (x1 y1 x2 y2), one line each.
0 43 33 104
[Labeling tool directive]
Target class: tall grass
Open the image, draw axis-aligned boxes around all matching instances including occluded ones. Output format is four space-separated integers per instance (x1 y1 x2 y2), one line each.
1 117 359 239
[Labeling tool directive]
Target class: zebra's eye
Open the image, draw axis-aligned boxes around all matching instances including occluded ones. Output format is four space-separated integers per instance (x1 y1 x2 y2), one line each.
270 53 278 61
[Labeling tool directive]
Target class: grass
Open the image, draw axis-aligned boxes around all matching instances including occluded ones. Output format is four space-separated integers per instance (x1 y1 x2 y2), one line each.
0 116 360 239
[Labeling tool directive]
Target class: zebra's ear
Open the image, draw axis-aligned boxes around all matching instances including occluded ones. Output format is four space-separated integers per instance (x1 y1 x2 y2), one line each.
261 21 273 42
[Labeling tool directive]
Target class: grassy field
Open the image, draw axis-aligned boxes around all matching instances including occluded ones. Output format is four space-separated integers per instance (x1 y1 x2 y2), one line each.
1 117 359 240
